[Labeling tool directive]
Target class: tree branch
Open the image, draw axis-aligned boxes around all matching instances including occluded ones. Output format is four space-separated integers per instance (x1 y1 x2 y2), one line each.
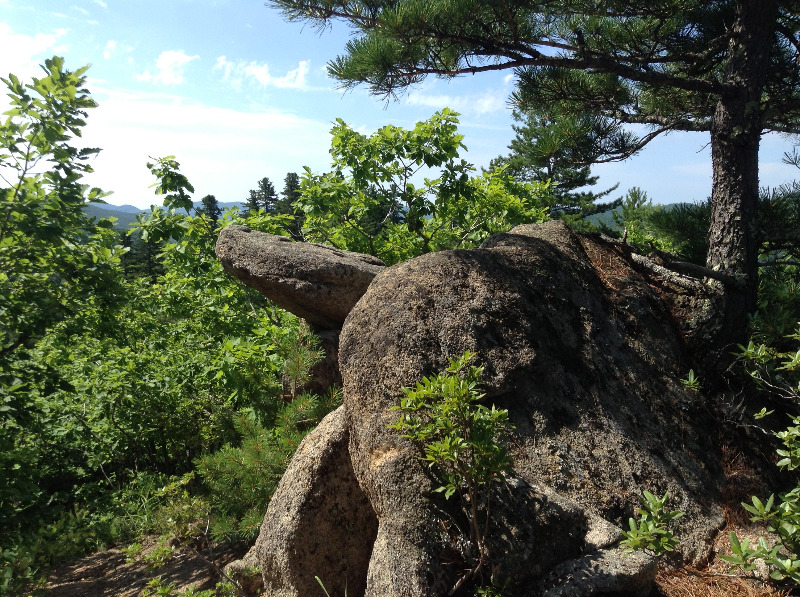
370 48 724 97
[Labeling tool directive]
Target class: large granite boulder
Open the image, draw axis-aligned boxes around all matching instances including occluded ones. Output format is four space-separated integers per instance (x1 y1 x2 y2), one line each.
215 225 385 330
246 221 726 596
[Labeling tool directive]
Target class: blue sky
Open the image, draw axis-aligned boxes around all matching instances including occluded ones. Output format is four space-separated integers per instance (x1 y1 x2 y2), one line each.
1 0 798 209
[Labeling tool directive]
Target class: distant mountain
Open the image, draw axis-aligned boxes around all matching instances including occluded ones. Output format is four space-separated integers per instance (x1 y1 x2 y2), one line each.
92 202 144 214
93 200 244 213
584 201 684 230
85 201 246 230
584 205 621 229
85 204 144 229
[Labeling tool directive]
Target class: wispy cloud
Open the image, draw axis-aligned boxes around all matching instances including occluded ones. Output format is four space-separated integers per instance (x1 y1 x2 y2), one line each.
0 22 68 80
81 87 333 208
93 0 108 8
404 88 509 116
103 39 132 61
103 40 116 60
136 50 199 85
214 56 311 90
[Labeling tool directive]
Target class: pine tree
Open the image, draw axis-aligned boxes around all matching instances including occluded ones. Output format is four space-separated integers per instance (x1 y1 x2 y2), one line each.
277 172 301 215
491 110 620 224
277 172 305 239
195 194 222 230
245 177 278 214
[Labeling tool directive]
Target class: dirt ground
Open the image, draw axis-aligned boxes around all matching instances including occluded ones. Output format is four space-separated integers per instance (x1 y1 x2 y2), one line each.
652 529 792 597
43 529 790 597
45 536 249 597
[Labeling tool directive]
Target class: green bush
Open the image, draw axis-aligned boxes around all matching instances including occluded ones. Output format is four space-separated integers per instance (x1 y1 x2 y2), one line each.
721 416 800 583
722 329 800 584
297 109 549 264
391 351 513 592
620 490 683 556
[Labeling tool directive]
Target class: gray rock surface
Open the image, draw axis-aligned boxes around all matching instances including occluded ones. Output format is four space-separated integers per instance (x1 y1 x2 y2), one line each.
254 406 377 597
215 225 385 329
536 548 657 597
250 220 726 596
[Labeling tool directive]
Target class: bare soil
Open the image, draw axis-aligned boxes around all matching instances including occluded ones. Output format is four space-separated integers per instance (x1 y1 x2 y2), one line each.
43 529 789 597
45 536 249 597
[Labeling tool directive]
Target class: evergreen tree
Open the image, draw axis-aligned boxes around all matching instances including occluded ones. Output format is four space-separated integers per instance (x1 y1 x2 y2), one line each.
278 172 301 214
245 177 278 214
267 0 800 350
195 194 222 229
121 231 165 281
491 110 620 223
278 172 305 239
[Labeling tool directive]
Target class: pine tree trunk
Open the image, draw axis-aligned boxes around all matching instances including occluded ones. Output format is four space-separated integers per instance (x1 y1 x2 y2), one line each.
706 0 776 354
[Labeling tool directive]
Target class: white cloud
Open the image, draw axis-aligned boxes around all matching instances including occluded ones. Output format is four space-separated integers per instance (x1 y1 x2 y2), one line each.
136 50 199 85
405 89 508 116
71 5 90 17
102 39 132 61
93 0 108 7
103 40 116 60
0 22 69 81
215 56 311 90
80 87 333 208
274 61 310 88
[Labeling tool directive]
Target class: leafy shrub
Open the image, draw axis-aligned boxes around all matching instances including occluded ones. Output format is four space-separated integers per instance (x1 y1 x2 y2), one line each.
140 576 239 597
620 490 683 556
720 403 800 583
391 351 513 591
722 329 800 584
298 109 549 264
721 420 800 582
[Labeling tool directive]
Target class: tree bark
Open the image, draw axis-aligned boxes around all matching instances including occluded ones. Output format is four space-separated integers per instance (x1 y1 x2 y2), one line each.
706 0 777 356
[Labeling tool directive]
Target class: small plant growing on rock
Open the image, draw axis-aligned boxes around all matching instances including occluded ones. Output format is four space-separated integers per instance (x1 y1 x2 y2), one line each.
391 351 513 591
620 490 683 556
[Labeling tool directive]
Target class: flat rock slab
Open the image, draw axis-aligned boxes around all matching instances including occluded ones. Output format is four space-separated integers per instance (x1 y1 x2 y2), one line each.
216 226 385 329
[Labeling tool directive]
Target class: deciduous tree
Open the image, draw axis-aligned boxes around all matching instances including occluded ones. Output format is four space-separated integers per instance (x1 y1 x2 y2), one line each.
297 109 548 263
0 57 123 360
